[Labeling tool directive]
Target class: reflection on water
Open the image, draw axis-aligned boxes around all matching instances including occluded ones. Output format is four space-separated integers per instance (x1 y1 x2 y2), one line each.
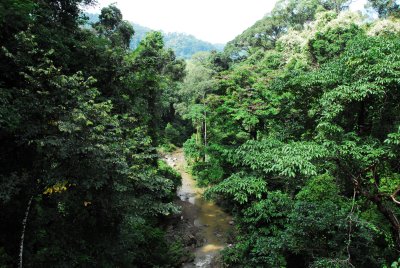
167 149 232 268
200 244 224 253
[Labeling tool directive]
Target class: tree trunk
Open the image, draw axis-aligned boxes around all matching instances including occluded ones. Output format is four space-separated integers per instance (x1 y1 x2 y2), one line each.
19 196 33 268
203 92 207 162
204 108 207 162
357 101 366 135
371 195 400 250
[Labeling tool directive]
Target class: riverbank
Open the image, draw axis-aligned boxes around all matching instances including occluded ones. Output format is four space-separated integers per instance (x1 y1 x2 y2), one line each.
164 149 232 268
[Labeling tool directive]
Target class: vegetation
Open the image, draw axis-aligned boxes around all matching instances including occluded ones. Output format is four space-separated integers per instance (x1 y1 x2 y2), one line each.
0 1 186 266
163 33 225 60
179 0 400 267
1 0 400 267
86 12 224 59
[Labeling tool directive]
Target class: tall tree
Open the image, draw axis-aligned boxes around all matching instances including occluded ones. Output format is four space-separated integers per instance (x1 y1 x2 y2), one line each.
367 0 400 18
0 2 184 267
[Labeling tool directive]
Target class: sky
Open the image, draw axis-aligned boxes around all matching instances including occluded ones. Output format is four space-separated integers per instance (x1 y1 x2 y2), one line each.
84 0 367 44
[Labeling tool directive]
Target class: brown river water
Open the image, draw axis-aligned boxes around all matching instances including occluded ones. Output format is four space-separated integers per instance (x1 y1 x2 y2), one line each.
165 149 232 268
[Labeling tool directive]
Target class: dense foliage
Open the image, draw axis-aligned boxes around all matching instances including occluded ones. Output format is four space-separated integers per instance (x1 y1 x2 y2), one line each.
163 33 224 60
2 0 400 267
0 1 186 267
180 1 400 267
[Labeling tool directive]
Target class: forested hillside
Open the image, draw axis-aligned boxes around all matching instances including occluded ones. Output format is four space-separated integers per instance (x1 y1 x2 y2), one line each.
163 33 225 60
178 0 400 267
86 12 224 59
1 0 400 267
0 1 186 266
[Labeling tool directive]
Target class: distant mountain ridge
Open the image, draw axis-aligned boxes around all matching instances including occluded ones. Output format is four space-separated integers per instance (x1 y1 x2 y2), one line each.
85 13 224 59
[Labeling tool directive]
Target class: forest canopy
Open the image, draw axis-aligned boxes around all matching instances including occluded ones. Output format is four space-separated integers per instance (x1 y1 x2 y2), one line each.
178 0 400 267
1 0 400 267
0 0 186 266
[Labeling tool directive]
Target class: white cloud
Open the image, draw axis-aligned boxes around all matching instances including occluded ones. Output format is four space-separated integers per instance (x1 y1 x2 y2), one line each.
349 0 367 12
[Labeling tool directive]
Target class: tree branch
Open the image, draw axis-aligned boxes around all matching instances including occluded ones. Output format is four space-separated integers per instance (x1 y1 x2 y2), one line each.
391 185 400 206
19 196 33 268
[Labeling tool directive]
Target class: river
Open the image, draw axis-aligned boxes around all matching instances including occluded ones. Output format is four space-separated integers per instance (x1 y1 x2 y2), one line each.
165 149 232 268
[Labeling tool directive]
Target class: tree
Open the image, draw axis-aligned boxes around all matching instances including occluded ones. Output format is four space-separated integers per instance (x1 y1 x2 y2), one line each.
0 2 184 267
130 31 185 145
367 0 400 18
183 4 400 266
94 5 134 48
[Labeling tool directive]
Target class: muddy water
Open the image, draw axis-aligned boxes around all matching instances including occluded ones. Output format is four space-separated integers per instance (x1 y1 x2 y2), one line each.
165 149 232 268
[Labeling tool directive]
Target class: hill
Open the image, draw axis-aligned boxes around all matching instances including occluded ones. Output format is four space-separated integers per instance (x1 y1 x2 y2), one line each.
85 13 224 59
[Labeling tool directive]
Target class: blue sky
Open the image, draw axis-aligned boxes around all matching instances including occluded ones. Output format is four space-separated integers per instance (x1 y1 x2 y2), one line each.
84 0 367 44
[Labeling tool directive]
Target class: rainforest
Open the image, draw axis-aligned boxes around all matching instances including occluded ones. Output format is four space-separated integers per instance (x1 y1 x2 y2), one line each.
1 0 400 267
